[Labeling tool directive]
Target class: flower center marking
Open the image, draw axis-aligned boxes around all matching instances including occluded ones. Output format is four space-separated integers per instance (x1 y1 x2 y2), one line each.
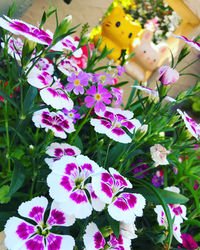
36 224 49 237
95 94 101 100
74 79 80 86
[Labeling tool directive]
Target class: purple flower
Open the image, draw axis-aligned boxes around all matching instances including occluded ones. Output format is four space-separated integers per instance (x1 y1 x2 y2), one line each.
181 233 199 249
173 35 200 51
91 107 141 144
152 170 164 187
92 168 146 223
92 72 114 86
117 65 126 76
32 108 75 139
47 155 105 219
111 87 123 107
158 66 179 85
66 71 90 95
4 197 75 250
132 160 149 179
62 108 81 123
0 15 52 45
85 84 112 113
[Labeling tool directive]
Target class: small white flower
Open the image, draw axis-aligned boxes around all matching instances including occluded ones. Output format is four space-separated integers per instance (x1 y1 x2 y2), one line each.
150 144 169 167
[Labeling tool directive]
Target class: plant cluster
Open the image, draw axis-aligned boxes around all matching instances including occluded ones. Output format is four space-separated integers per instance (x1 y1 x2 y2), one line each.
0 3 200 250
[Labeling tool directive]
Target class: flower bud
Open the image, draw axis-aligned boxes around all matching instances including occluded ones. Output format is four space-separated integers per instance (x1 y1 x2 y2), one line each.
53 15 72 41
158 66 179 85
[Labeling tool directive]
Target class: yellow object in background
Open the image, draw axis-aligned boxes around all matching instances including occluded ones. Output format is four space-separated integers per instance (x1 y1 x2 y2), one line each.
93 5 142 62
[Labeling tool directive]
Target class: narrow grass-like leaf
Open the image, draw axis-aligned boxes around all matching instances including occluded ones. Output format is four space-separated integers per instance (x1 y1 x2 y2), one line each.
0 89 19 109
23 86 38 114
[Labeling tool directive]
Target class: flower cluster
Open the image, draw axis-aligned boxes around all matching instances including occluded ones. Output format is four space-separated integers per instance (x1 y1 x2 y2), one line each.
0 7 200 250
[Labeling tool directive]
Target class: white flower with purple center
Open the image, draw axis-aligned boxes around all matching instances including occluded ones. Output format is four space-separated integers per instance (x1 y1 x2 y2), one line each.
83 222 131 250
0 15 52 45
66 71 90 95
158 66 179 85
28 58 54 75
32 108 75 139
1 37 24 61
92 168 146 223
131 85 176 102
85 84 112 113
90 107 141 144
4 196 75 250
173 34 200 51
47 155 105 219
57 57 81 77
52 35 82 58
164 186 187 224
177 109 200 140
62 108 81 123
154 205 183 243
27 68 73 110
45 142 81 168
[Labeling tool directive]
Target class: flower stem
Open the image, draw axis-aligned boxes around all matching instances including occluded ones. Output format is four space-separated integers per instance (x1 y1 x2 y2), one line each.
69 106 94 144
4 100 11 173
179 57 200 73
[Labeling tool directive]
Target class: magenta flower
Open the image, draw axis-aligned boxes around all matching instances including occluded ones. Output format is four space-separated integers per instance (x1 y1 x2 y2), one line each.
66 71 90 95
92 168 146 223
181 233 199 249
0 16 52 45
32 108 75 139
158 66 179 85
85 84 112 113
117 65 126 76
47 155 105 219
173 35 200 51
4 197 75 250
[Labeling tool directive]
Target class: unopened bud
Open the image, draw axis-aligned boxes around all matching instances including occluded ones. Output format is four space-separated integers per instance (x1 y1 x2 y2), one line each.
53 15 72 41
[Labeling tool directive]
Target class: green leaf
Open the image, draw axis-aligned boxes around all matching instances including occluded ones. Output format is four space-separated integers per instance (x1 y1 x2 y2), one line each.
8 158 26 197
11 149 24 160
106 212 120 238
133 187 189 205
23 86 38 114
7 1 16 17
106 143 126 167
0 185 11 204
74 135 83 152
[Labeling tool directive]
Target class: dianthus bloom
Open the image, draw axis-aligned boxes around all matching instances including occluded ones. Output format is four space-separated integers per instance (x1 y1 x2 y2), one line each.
181 233 199 250
32 108 75 139
91 107 141 144
85 84 112 113
47 155 105 219
154 186 187 243
177 109 200 140
1 37 24 61
158 66 179 85
150 144 169 167
4 196 75 250
92 168 146 223
83 222 131 250
173 34 200 51
27 68 73 110
57 57 81 77
45 142 81 168
0 15 52 45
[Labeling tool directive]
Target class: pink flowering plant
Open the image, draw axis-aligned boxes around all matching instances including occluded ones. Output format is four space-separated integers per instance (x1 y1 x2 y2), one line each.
1 3 200 250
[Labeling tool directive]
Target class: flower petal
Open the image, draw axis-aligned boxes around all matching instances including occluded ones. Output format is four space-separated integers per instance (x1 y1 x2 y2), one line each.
46 233 75 250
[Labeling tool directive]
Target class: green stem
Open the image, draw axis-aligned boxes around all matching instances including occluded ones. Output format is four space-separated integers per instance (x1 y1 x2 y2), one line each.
179 57 200 73
4 100 11 173
69 107 94 144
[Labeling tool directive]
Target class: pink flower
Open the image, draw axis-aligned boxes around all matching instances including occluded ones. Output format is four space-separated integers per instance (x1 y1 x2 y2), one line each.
92 168 146 223
111 87 123 107
85 84 112 113
66 71 90 95
4 197 75 250
181 233 199 249
47 155 105 219
158 66 179 85
173 35 200 51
